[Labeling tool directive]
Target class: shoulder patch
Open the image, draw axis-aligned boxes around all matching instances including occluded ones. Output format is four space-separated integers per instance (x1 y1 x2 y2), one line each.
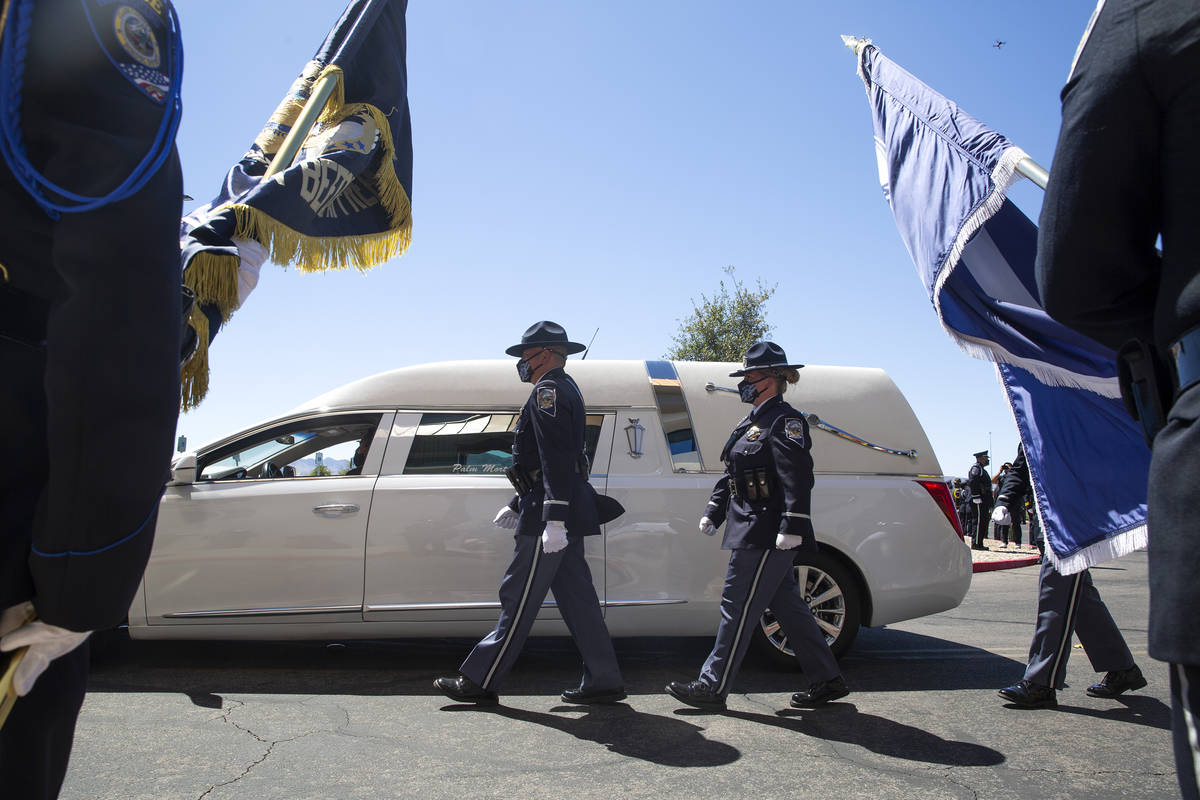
114 6 161 68
82 1 179 104
784 418 806 445
537 386 557 416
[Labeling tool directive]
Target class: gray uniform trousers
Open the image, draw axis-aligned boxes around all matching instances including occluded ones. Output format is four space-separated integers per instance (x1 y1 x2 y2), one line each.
459 534 622 693
700 547 839 697
1023 557 1135 688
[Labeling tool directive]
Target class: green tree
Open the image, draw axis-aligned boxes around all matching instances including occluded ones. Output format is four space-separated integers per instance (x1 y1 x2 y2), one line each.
664 266 777 361
308 464 332 477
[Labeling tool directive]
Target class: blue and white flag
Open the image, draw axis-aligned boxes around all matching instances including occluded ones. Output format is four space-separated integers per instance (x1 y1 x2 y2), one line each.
179 0 412 408
850 39 1150 573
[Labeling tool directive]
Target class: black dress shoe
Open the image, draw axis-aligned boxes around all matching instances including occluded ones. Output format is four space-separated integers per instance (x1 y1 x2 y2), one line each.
790 676 850 708
998 679 1057 708
434 675 499 705
562 686 627 704
666 679 726 710
1086 665 1147 698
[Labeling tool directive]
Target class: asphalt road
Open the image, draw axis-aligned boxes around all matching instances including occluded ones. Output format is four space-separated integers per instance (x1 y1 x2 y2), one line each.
62 552 1175 799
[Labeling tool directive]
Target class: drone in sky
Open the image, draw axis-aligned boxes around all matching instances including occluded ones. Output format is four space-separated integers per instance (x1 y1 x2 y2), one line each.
993 40 1006 49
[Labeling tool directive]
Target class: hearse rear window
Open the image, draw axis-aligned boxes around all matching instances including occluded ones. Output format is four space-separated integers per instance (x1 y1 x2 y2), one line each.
403 412 605 475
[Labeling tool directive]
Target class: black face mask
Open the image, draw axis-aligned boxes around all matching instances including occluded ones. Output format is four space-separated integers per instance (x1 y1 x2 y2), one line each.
737 376 768 404
516 348 546 383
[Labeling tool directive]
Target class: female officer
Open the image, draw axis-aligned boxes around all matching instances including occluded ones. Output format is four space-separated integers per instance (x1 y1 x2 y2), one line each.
665 342 849 711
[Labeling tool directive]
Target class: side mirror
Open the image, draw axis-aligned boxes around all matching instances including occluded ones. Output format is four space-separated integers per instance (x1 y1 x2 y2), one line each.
169 452 198 486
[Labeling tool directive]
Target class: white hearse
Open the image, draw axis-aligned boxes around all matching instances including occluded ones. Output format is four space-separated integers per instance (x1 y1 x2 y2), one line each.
140 359 971 663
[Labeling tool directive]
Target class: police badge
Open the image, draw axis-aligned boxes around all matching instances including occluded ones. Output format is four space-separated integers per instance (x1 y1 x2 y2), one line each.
745 426 762 441
537 387 556 416
784 418 806 445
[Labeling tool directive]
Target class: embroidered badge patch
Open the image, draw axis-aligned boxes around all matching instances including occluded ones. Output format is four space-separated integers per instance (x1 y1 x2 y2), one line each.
114 6 160 68
784 418 806 445
537 387 557 416
745 426 762 442
117 62 171 102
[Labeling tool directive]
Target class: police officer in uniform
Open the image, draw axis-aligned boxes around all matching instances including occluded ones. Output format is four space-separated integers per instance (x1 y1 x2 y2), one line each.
435 321 625 705
665 342 848 711
0 2 184 797
1035 3 1200 792
966 451 992 550
994 446 1146 708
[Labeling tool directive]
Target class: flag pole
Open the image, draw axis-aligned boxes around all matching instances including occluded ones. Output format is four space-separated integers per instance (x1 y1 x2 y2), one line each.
841 35 1050 192
262 70 342 180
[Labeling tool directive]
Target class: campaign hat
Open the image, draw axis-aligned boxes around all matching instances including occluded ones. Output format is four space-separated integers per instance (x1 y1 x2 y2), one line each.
505 320 586 357
973 450 990 458
728 341 805 377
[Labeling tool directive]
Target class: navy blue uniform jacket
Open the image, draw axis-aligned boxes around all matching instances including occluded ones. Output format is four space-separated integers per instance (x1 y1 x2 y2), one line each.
704 395 817 551
507 367 600 537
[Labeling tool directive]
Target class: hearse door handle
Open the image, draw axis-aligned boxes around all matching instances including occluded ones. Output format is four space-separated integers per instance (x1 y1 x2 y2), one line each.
313 503 360 517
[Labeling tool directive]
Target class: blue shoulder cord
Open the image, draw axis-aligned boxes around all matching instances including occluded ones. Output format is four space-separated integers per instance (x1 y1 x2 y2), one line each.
0 0 183 218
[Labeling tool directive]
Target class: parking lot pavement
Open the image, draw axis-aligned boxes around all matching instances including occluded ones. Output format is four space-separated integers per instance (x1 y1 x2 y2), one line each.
61 551 1173 800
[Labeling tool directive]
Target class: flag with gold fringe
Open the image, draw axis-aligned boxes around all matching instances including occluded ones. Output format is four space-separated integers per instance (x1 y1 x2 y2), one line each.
179 0 411 409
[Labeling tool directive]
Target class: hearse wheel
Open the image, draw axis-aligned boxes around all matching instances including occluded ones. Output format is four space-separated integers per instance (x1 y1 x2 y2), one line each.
753 549 862 667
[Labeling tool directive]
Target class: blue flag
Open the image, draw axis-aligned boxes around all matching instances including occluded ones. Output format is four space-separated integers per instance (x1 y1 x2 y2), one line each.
850 39 1149 573
179 0 412 408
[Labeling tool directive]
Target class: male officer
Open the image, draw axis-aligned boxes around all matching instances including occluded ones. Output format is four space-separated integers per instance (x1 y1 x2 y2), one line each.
994 446 1146 709
0 2 184 798
966 451 992 550
435 321 625 705
1034 2 1200 792
665 342 848 711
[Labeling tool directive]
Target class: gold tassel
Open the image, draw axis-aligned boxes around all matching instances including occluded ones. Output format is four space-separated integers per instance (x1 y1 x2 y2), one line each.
183 252 240 321
232 204 410 273
179 306 210 412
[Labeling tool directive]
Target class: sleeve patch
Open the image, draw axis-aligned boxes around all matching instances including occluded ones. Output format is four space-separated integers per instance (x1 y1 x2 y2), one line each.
537 387 557 416
784 418 806 445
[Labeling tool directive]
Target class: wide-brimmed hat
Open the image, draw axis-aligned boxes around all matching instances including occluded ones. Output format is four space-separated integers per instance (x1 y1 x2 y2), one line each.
505 320 587 357
728 341 805 377
973 450 990 459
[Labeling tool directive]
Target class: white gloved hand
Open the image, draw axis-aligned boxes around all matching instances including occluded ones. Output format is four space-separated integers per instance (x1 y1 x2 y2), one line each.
972 498 982 505
0 621 91 697
699 516 718 536
231 237 268 307
776 533 805 550
493 505 519 529
542 521 568 553
991 505 1012 526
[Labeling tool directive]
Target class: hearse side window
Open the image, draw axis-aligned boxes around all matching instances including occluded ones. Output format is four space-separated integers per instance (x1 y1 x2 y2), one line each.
198 413 382 481
403 412 606 475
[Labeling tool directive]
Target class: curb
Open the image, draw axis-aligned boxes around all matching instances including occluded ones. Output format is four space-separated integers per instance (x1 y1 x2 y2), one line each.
973 556 1040 573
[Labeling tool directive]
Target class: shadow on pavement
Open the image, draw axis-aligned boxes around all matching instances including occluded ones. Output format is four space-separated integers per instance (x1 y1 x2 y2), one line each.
440 703 742 767
1049 695 1171 731
676 703 1005 766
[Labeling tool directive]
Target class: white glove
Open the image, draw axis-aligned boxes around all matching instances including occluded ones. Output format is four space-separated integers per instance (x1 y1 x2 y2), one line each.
542 521 568 553
972 498 982 505
776 533 805 550
493 505 519 529
232 237 268 307
699 516 718 536
0 621 91 697
992 505 1012 526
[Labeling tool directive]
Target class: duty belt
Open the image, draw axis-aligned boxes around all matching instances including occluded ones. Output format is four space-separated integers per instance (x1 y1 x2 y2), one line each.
1170 326 1200 395
505 459 587 496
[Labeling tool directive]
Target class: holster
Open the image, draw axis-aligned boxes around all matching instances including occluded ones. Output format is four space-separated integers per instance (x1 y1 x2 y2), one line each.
1116 338 1171 448
505 464 538 495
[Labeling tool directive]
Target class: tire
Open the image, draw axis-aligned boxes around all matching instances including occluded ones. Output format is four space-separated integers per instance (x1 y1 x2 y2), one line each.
753 549 862 668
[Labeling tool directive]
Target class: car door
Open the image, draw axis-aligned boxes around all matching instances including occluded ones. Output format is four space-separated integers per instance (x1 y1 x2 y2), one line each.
145 411 393 626
362 410 614 622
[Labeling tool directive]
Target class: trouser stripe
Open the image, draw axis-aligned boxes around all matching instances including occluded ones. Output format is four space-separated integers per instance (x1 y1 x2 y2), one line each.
1179 664 1200 794
483 541 542 689
1049 572 1083 687
715 549 770 696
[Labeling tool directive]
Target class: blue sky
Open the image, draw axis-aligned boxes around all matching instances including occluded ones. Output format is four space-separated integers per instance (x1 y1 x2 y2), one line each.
174 0 1097 477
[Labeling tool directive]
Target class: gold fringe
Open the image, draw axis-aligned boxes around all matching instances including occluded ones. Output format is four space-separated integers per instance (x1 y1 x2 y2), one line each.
180 306 211 412
182 251 240 321
316 65 347 126
232 203 411 273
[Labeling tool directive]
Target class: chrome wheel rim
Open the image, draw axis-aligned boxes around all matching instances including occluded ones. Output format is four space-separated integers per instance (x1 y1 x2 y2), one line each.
760 564 847 655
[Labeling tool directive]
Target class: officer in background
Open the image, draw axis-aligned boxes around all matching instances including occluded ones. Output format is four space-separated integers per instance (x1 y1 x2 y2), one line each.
665 342 848 711
966 451 992 550
435 321 625 706
0 2 184 798
994 445 1147 709
1035 2 1200 792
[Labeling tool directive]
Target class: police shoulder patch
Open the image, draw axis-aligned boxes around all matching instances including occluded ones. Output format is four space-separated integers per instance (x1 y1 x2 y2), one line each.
82 1 178 104
784 418 806 445
537 386 557 416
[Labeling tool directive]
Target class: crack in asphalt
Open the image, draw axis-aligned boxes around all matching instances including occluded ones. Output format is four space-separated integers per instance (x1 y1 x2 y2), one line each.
194 699 324 800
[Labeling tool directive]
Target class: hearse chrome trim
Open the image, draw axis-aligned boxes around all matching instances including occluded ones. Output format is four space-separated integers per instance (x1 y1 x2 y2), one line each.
704 383 918 459
163 604 362 618
365 599 688 612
